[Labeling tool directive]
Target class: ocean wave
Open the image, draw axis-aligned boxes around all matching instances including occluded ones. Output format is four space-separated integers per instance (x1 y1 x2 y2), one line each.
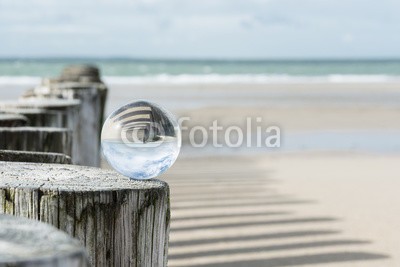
104 74 400 84
1 74 400 85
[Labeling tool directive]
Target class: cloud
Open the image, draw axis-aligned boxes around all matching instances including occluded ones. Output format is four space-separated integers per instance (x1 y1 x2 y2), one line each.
0 0 399 58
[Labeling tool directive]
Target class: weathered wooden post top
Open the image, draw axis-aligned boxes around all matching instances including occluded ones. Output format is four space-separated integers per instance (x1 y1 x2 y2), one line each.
0 213 89 267
0 162 170 267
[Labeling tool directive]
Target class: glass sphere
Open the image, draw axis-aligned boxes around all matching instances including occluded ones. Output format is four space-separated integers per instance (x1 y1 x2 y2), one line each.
101 100 181 180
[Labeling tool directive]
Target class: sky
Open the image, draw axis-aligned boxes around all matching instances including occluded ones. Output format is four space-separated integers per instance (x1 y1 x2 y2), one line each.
0 0 399 59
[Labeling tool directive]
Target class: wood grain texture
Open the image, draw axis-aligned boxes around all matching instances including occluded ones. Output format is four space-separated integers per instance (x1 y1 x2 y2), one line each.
0 162 170 267
0 127 72 157
0 150 71 164
0 213 88 267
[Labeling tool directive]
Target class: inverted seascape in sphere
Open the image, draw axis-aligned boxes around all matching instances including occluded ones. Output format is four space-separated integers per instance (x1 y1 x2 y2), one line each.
101 101 181 180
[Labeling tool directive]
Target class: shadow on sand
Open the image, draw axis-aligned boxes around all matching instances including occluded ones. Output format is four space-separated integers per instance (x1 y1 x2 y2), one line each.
164 158 390 267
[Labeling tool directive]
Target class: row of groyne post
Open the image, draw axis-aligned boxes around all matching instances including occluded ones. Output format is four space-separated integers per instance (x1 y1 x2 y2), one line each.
0 65 107 166
0 65 170 267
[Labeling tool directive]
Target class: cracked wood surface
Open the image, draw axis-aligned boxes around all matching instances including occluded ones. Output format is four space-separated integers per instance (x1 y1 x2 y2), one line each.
0 162 170 267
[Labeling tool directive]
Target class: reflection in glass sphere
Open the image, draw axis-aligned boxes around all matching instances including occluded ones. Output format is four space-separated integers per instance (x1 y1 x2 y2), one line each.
101 100 181 180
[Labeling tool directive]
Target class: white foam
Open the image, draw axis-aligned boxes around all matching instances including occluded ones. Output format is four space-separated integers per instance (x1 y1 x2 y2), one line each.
99 74 400 84
1 74 400 85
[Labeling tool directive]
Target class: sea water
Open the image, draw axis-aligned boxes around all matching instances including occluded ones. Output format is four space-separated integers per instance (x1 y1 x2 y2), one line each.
2 59 400 83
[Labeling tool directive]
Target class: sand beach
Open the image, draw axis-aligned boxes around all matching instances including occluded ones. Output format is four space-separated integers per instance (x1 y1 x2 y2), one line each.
97 81 400 266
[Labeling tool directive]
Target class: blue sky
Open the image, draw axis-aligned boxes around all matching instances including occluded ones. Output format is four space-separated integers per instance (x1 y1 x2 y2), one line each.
0 0 399 59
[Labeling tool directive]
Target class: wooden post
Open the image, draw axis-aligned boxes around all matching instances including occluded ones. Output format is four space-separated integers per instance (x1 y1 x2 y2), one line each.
0 112 29 127
0 162 170 267
47 82 107 167
58 64 108 132
0 127 72 156
0 100 85 165
0 214 88 267
0 107 64 127
1 99 80 129
0 150 71 164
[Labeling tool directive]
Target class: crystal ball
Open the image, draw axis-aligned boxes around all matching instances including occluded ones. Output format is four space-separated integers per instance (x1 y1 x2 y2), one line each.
101 100 181 180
